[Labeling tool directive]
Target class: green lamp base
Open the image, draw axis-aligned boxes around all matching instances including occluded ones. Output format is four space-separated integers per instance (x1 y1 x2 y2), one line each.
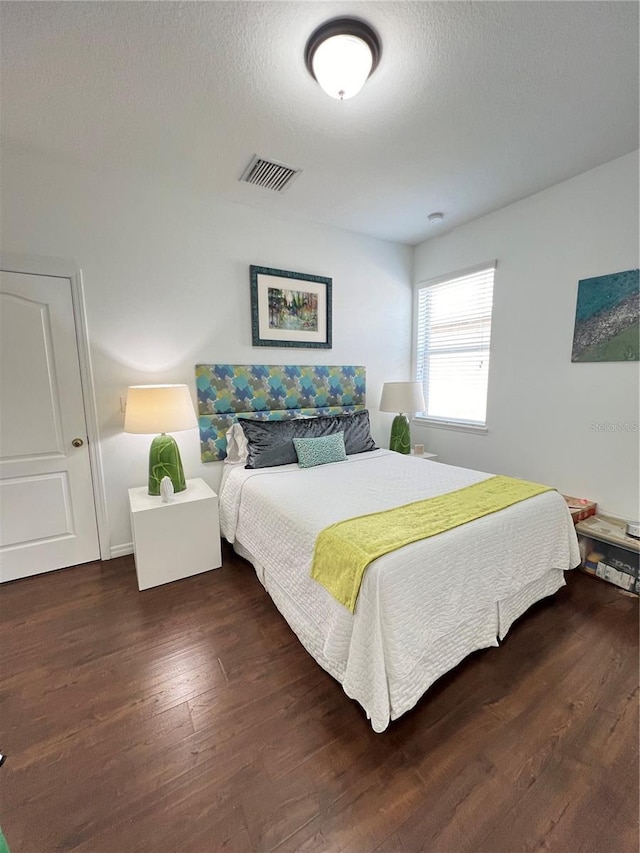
148 433 187 496
389 413 411 454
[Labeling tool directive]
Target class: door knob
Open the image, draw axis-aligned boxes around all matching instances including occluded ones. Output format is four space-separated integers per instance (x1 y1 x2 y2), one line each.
72 438 84 448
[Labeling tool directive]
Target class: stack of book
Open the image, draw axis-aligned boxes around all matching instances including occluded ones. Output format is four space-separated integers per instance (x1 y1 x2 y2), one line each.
562 495 597 524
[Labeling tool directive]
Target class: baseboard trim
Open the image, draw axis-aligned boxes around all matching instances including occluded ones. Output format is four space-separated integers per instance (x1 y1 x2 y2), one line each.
110 542 134 559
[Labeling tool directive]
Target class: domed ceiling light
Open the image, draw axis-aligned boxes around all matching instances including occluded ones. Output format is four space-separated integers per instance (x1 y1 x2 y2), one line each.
305 18 381 101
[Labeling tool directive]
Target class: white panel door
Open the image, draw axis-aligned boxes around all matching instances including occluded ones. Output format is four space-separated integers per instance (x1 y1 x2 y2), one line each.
0 271 100 581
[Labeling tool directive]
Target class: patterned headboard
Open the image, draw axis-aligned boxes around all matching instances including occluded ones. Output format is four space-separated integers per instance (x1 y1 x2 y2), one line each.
196 364 367 462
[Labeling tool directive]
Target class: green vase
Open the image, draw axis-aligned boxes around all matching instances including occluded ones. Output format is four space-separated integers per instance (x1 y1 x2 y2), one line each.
0 826 10 853
148 433 187 495
389 413 411 454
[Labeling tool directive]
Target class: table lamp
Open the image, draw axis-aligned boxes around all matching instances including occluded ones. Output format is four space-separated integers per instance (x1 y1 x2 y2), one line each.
379 381 426 454
124 384 198 495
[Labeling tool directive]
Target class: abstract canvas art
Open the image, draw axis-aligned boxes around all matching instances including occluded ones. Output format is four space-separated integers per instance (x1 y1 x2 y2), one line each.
571 269 639 362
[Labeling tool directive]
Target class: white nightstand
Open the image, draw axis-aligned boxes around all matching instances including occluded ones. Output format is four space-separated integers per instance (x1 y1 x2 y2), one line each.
411 451 438 461
128 477 222 591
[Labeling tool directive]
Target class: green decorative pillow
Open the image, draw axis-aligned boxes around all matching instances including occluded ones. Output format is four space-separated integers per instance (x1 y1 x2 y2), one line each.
293 432 348 469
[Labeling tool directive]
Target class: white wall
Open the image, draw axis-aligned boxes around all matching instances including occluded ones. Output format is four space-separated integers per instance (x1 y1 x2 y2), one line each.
1 148 413 555
3 147 637 553
413 152 640 520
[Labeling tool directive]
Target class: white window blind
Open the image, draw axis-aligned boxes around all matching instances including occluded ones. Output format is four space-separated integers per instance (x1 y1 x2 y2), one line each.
415 262 496 428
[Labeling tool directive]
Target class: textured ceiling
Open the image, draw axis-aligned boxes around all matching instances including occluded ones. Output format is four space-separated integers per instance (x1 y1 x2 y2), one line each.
1 1 638 245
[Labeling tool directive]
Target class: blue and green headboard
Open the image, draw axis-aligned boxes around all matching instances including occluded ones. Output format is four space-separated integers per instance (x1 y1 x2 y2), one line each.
196 364 366 462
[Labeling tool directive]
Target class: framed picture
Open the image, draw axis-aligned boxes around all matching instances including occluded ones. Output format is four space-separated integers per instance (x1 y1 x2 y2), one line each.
571 268 639 362
250 265 332 349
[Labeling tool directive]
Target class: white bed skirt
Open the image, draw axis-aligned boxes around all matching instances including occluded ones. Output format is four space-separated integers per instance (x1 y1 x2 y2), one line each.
233 537 566 730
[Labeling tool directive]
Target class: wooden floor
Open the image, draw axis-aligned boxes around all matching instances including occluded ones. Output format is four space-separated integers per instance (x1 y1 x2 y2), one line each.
0 546 637 853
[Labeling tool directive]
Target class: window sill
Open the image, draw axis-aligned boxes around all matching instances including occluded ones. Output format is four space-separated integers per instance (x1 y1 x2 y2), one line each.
411 417 488 436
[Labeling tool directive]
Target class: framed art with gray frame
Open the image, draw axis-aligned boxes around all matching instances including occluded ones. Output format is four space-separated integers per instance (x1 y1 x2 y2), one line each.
250 265 332 349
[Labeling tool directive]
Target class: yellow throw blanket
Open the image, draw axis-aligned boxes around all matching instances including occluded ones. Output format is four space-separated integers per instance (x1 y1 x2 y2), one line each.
311 475 554 612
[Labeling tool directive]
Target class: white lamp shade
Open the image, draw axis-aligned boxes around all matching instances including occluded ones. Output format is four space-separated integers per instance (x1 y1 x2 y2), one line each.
312 33 373 100
379 381 426 414
124 384 198 434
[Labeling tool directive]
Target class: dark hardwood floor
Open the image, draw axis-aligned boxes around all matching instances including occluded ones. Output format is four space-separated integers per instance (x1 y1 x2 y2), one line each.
0 544 637 853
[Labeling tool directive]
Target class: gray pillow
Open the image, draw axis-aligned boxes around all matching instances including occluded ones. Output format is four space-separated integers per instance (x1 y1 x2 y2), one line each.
333 409 378 455
239 409 377 469
238 416 339 469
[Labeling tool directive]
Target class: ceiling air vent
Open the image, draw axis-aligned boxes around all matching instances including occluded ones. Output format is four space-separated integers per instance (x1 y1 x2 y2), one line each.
240 155 301 193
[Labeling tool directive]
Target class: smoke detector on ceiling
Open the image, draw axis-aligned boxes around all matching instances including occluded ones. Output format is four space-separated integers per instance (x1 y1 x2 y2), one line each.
240 155 301 193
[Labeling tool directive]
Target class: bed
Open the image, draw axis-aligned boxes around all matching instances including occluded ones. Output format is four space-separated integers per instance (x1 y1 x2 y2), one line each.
198 364 581 732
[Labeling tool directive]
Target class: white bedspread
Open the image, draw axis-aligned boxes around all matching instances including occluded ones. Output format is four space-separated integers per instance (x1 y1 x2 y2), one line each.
219 450 580 731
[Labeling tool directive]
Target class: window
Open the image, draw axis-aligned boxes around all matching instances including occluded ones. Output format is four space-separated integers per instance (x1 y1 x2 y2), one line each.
415 262 496 429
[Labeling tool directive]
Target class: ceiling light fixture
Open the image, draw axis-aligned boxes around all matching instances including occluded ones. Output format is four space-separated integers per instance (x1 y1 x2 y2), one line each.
305 18 381 101
428 212 445 224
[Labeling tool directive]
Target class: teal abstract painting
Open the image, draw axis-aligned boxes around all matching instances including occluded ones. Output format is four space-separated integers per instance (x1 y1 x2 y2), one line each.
571 269 639 362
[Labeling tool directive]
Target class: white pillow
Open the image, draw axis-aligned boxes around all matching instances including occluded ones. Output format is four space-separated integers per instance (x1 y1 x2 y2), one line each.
224 422 249 465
